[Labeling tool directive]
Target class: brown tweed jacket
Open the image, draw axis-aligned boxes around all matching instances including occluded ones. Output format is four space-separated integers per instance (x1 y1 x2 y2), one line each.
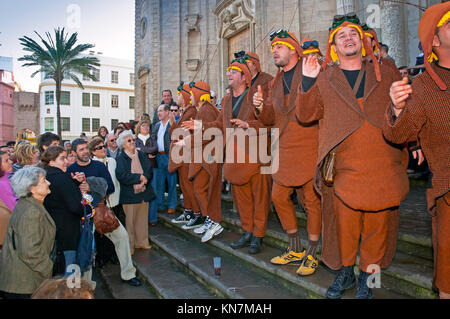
258 62 319 187
383 63 450 215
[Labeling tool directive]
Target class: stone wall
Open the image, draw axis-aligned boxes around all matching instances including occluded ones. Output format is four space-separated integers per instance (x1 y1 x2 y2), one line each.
13 91 40 139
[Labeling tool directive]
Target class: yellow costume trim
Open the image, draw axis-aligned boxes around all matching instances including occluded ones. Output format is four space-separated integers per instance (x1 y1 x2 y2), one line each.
437 11 450 27
271 41 295 52
303 48 320 55
227 65 243 73
328 24 363 43
428 52 438 63
199 93 211 103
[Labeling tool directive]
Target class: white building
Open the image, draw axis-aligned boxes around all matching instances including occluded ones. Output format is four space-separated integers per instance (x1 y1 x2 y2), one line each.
39 53 135 141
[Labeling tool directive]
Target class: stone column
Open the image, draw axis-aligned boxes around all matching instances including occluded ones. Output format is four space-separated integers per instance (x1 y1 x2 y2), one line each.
381 1 406 66
336 0 355 15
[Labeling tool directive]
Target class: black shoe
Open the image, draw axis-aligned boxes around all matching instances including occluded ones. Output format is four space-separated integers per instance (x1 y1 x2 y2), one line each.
230 231 253 249
326 266 356 299
181 214 204 230
248 236 263 254
122 277 142 287
356 270 374 299
110 255 120 265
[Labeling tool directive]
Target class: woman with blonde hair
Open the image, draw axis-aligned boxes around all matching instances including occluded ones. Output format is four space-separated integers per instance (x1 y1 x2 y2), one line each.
12 141 39 173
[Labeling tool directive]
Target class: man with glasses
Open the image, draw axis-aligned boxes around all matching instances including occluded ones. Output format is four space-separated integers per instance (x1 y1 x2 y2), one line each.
170 105 181 122
106 133 119 159
296 14 408 299
253 30 322 275
153 89 177 124
151 104 178 215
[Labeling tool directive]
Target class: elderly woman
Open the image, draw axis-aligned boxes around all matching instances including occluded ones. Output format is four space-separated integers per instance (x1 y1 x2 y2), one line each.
115 130 155 254
0 166 55 299
12 141 40 173
0 150 16 247
39 146 86 277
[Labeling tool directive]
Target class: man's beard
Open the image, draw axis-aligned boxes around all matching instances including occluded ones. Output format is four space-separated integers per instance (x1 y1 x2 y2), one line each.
78 154 90 162
345 50 359 57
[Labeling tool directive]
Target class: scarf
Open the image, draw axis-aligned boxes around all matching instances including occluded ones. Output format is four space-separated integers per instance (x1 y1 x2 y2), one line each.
124 149 145 194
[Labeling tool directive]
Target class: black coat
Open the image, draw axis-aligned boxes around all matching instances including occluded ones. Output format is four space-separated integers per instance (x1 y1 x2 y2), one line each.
115 149 156 205
135 130 158 169
43 166 85 251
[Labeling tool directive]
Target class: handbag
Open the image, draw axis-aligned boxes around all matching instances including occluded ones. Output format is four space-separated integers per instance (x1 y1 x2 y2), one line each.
93 199 120 234
76 206 95 273
321 63 366 186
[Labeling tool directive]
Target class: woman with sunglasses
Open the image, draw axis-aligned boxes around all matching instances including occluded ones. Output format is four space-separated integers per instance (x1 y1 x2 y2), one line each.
115 130 155 254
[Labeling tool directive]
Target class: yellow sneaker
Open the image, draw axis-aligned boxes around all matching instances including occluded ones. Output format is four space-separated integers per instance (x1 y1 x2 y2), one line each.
270 249 305 265
296 254 319 276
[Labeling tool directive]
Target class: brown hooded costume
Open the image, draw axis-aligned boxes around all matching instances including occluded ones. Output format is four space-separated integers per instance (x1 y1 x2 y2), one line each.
187 81 222 222
202 58 273 237
296 21 409 272
168 83 200 213
257 32 322 240
382 2 450 294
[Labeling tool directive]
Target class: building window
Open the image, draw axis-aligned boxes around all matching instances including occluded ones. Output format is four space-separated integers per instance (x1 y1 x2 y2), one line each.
92 118 100 132
60 91 70 105
45 91 54 105
129 96 135 109
111 71 118 84
111 119 118 130
61 117 70 131
92 68 100 82
82 93 90 106
130 73 135 85
92 93 100 107
44 117 54 132
82 118 90 132
111 95 119 108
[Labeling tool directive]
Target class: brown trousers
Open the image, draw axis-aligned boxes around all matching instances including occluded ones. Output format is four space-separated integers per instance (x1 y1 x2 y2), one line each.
272 180 322 236
123 201 150 249
231 173 271 237
433 191 450 294
193 168 222 222
178 164 200 212
335 195 395 272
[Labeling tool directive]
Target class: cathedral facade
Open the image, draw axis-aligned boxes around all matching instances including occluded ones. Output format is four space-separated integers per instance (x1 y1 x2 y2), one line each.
134 0 441 119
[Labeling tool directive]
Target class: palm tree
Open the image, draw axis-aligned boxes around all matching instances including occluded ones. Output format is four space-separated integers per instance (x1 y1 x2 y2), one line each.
19 28 100 138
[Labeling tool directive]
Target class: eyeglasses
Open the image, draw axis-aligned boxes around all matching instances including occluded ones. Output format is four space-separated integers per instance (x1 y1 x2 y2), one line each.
125 139 135 143
110 138 116 142
234 50 246 59
170 109 178 112
331 12 360 29
301 40 319 50
94 145 106 151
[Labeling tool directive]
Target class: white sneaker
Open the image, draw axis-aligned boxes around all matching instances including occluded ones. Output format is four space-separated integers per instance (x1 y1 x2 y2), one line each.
201 221 224 243
194 217 211 234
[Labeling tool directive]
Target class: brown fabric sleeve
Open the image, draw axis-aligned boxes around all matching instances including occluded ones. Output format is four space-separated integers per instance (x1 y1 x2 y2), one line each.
256 84 275 126
295 79 324 123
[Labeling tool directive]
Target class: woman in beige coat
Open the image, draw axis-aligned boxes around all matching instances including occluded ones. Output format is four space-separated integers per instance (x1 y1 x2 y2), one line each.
0 166 56 299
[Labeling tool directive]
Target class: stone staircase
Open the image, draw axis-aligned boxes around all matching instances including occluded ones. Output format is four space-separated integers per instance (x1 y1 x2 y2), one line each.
97 185 437 299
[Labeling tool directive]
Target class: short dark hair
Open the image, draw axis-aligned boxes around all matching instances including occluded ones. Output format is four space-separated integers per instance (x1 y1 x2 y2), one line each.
37 132 61 153
162 89 172 96
398 66 407 70
71 138 88 152
158 104 170 112
381 44 389 53
6 141 15 147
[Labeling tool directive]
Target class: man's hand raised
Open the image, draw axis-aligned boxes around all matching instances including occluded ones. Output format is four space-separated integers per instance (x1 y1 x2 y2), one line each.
302 55 321 78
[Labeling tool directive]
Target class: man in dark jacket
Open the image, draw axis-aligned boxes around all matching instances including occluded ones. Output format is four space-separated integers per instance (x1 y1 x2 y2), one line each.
151 104 178 214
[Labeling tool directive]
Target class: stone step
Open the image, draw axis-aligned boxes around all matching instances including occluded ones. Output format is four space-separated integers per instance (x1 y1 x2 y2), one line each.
215 208 437 299
132 248 218 299
157 212 410 299
220 192 433 261
148 222 310 299
97 263 157 299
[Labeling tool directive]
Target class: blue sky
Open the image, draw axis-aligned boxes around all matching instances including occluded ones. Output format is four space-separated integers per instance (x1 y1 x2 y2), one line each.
0 0 134 92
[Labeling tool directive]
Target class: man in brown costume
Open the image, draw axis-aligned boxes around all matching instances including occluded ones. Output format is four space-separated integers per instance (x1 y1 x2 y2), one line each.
296 14 409 299
253 31 322 275
169 82 201 225
383 2 450 299
185 57 272 253
178 81 223 243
